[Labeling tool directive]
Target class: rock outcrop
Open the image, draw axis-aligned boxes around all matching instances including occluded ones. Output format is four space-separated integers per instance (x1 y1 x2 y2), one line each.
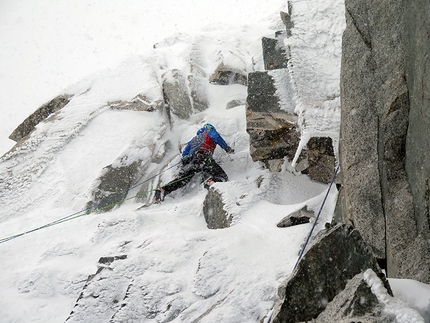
162 69 193 121
65 255 130 323
9 94 73 142
276 205 314 228
403 0 430 283
202 187 232 229
313 270 396 323
262 35 289 71
86 161 143 212
246 18 338 179
338 0 430 283
271 224 391 323
246 71 300 171
209 62 247 86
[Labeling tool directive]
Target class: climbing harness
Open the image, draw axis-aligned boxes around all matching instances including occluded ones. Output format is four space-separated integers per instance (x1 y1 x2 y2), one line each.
293 164 340 270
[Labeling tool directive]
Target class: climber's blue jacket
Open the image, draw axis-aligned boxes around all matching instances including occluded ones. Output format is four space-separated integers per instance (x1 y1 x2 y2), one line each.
182 124 228 157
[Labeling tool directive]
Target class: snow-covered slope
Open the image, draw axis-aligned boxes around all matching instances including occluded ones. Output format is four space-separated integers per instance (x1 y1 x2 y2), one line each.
0 1 429 322
0 50 332 320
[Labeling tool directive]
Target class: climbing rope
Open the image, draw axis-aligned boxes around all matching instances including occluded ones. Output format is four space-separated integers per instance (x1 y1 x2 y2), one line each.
265 165 340 323
0 159 186 245
293 164 340 270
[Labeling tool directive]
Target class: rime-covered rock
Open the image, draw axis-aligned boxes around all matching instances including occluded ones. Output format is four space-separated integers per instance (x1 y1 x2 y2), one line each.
65 255 129 323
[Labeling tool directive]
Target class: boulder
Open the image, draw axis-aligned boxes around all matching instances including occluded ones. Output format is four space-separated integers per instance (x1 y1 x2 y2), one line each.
86 161 142 212
202 187 232 229
9 94 73 142
313 270 394 323
162 69 193 120
271 224 391 323
277 205 314 228
209 62 247 86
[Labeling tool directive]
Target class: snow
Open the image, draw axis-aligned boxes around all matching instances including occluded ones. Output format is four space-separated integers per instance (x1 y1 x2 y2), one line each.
0 0 429 323
365 269 428 322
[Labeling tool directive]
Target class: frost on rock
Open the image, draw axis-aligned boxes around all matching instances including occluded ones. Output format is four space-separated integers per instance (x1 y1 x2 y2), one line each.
281 0 343 175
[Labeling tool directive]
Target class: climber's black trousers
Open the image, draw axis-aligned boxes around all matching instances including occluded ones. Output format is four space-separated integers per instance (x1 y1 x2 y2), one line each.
162 157 228 195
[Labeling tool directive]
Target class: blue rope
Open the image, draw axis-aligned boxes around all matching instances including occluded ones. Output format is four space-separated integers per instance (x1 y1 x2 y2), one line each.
293 164 340 270
0 159 183 244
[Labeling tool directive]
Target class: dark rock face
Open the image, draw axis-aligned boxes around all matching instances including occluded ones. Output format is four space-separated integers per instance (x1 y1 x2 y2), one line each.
271 224 391 323
339 0 430 283
403 0 430 283
301 137 336 184
9 94 73 142
87 162 141 212
262 36 289 71
314 271 394 323
247 71 281 113
202 187 232 229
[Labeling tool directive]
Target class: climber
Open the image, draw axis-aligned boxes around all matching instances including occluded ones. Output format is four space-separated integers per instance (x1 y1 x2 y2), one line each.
154 123 234 203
